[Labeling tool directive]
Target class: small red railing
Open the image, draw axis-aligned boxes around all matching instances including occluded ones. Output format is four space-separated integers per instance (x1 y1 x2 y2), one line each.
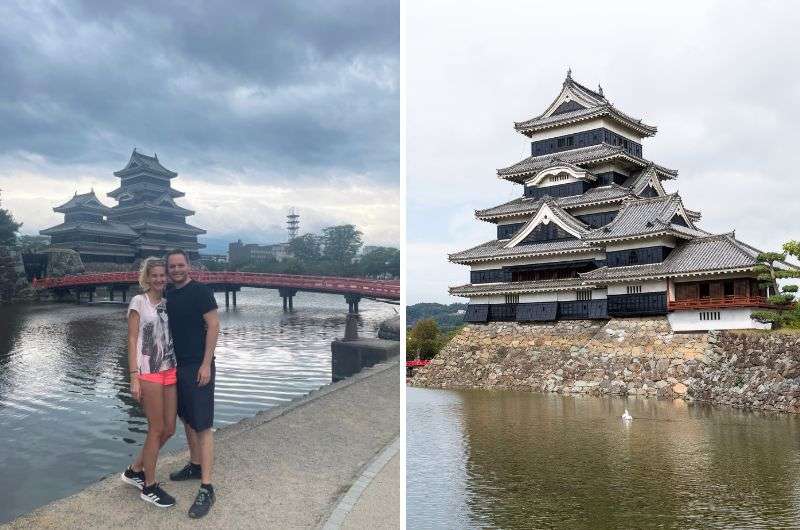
32 271 400 299
668 295 770 311
406 360 431 368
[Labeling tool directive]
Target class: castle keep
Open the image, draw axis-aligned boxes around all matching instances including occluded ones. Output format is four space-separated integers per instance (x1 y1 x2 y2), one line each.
41 150 205 263
449 72 778 331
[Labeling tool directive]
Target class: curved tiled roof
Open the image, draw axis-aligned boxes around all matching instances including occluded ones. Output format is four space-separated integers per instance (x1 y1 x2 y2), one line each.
39 220 139 237
497 145 677 183
114 150 177 178
514 105 657 137
513 75 656 137
53 190 111 213
583 194 705 242
450 278 595 296
475 185 635 221
449 237 594 264
579 234 765 282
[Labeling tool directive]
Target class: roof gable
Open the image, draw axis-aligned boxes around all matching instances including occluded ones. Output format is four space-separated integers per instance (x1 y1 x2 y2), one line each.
505 201 587 248
524 162 596 187
538 72 608 119
585 194 702 241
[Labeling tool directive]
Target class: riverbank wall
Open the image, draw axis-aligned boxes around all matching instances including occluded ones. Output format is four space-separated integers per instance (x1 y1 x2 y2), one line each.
0 247 33 304
410 318 800 413
3 361 400 529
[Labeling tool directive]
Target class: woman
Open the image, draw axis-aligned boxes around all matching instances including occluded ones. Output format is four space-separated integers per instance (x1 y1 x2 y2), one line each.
120 257 178 508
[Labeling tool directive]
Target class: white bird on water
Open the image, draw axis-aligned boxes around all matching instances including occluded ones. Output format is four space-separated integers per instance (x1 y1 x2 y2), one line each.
622 409 633 421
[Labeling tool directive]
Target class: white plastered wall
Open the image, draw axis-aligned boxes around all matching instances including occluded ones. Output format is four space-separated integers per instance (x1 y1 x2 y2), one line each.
525 117 644 143
607 280 667 295
606 237 677 252
668 309 771 331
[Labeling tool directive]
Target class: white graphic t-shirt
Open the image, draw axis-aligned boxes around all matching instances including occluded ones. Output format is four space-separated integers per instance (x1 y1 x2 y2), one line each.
128 294 176 374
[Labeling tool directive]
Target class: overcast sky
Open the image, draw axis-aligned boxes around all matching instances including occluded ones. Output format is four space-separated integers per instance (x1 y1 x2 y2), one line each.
408 0 800 304
0 0 399 252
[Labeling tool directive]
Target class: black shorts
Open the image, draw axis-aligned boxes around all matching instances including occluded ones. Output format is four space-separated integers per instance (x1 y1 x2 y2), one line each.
176 363 215 432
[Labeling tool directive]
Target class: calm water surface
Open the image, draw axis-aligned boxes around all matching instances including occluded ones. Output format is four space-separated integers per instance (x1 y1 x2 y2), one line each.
407 387 800 529
0 289 395 523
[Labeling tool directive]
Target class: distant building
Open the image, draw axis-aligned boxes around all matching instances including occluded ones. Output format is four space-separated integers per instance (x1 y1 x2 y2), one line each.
198 253 228 263
41 150 206 263
229 239 292 265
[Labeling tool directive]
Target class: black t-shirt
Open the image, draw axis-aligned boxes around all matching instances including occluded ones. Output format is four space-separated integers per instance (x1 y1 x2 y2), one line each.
166 280 218 366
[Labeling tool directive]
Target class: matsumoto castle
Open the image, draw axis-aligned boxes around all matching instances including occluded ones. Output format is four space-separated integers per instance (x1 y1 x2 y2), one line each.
41 150 205 262
450 71 782 332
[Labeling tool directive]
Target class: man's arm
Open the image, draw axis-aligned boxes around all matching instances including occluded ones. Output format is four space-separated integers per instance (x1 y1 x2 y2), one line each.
197 309 220 386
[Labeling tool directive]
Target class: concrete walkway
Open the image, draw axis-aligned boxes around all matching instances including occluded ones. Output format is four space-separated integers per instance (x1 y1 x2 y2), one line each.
3 360 400 529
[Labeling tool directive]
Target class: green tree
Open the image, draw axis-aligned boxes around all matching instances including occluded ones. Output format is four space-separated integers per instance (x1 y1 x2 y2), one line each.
751 246 800 328
359 246 399 278
0 192 22 246
321 224 362 275
754 252 800 297
406 319 442 361
16 235 49 253
289 233 322 263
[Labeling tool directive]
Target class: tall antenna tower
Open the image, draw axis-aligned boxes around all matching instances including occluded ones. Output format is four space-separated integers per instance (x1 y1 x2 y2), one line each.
287 208 300 240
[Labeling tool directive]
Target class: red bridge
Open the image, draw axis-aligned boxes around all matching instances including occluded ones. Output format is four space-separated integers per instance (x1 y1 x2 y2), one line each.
33 271 399 312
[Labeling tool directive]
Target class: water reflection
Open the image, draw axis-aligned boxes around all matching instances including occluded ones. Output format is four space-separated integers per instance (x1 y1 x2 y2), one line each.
407 388 800 529
0 290 395 523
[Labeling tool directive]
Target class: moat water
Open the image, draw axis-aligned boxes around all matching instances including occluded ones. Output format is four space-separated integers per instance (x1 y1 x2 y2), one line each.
0 289 395 523
407 387 800 529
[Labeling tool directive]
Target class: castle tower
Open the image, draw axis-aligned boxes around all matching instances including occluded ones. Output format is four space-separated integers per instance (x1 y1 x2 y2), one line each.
40 190 138 263
107 150 206 259
448 71 793 331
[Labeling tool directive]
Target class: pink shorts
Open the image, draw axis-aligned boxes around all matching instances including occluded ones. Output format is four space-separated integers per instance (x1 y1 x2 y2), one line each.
138 367 177 386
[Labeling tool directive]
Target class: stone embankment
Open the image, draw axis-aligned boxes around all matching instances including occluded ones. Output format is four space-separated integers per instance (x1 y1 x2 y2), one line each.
411 318 800 413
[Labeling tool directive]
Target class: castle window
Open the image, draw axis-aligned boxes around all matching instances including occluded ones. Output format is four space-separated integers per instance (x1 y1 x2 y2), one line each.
576 290 592 301
505 294 519 304
557 138 564 148
628 250 638 265
627 285 642 294
700 311 721 321
566 136 574 146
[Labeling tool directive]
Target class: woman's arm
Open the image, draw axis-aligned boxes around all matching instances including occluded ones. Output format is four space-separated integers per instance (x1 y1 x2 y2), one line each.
128 308 141 402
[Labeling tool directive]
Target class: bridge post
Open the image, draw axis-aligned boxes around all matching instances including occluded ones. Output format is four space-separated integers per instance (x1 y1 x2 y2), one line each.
225 289 230 309
232 289 237 307
278 288 298 312
344 294 362 314
88 290 93 303
75 289 81 305
109 288 115 302
122 288 127 303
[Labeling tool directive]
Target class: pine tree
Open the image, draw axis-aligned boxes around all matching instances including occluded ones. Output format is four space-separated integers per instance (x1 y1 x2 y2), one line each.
751 247 800 327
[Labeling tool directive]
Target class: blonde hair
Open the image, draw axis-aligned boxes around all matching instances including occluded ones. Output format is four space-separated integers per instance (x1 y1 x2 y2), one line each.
138 257 166 291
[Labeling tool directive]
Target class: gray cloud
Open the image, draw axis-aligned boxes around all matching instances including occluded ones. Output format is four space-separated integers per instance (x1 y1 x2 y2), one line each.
408 0 800 303
0 0 398 182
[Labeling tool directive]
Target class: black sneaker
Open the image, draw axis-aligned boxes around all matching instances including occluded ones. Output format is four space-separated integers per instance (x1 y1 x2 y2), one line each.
121 466 145 490
169 462 201 481
188 486 215 519
140 483 176 508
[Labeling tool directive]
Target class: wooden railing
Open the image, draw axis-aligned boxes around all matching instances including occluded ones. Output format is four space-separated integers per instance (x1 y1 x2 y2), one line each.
668 295 770 310
31 271 400 299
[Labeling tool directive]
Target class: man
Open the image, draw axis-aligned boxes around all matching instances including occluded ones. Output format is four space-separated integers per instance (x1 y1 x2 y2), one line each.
164 249 220 519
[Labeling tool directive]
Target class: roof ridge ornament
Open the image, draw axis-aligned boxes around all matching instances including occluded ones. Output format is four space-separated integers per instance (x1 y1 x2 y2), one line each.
597 84 603 97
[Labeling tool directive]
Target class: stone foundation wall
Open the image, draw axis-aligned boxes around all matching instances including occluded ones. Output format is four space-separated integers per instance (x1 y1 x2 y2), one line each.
410 318 800 413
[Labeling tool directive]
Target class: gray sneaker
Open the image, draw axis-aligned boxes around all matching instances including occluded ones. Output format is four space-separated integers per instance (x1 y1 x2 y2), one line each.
188 486 215 519
169 462 201 481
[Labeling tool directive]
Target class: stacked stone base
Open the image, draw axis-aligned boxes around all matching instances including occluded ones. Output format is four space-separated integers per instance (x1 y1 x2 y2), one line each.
411 318 800 413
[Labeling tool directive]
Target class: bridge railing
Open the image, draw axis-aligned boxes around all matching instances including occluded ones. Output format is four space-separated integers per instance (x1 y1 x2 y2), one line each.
32 271 400 298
